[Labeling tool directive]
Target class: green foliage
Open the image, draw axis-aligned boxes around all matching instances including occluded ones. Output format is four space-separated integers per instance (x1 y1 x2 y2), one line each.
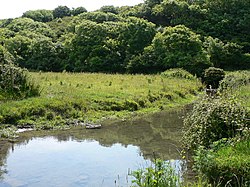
26 38 61 71
47 16 74 38
1 0 249 75
64 16 156 73
130 159 180 187
193 139 250 186
161 68 196 80
67 20 107 72
204 37 245 69
22 9 53 22
4 34 33 65
182 70 250 186
199 0 250 52
203 67 225 89
75 11 121 23
53 6 71 18
5 18 55 38
182 95 248 150
0 126 18 139
145 0 163 8
0 45 14 64
71 7 87 16
140 0 250 53
219 70 250 91
128 25 211 75
241 53 250 70
152 0 190 26
0 28 15 42
0 64 40 99
99 5 118 14
118 17 156 56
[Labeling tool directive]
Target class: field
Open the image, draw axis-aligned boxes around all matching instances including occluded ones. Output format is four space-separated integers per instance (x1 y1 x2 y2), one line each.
0 70 203 130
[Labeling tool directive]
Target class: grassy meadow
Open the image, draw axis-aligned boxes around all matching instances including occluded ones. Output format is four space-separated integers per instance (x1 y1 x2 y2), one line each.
0 70 203 130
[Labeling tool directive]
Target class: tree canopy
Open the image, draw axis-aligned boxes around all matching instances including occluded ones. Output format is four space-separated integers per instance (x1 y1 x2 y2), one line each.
22 10 53 22
0 1 249 75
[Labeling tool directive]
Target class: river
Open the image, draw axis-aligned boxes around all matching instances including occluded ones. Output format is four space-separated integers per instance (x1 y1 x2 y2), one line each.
0 109 188 187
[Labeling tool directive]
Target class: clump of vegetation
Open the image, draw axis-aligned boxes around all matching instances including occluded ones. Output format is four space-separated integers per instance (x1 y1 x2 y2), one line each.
193 138 250 186
183 95 248 150
0 126 18 139
0 64 40 99
219 70 250 91
127 25 211 76
1 0 250 74
130 159 181 187
183 70 250 186
203 67 225 89
161 68 196 80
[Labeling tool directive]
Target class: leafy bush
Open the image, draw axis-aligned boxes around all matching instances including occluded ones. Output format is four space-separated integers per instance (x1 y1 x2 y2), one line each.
0 64 40 99
161 68 196 80
203 67 225 89
130 159 180 187
22 9 53 22
0 45 14 64
219 70 250 91
182 95 248 150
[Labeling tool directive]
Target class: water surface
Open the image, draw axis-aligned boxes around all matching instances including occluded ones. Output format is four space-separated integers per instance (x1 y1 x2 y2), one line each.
0 109 187 187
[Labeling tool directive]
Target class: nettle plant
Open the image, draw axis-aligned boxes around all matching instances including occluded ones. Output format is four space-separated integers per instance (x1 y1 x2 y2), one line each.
182 95 248 150
0 63 40 99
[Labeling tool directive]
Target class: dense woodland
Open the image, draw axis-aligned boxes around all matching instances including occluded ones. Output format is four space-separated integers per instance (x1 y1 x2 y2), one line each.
0 0 249 76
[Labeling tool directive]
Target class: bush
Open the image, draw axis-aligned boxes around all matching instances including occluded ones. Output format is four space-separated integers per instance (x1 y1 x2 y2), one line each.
182 95 248 150
0 63 40 99
203 67 225 89
219 70 250 91
130 159 181 187
161 68 196 80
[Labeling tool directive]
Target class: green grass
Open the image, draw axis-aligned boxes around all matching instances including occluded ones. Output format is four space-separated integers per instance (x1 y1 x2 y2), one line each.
0 71 203 129
208 139 250 186
215 139 250 170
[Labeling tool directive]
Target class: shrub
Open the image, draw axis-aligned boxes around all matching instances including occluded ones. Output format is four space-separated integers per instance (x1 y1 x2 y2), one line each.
124 100 139 111
130 159 181 187
219 70 250 91
182 95 248 150
161 68 196 80
0 63 40 99
203 67 225 89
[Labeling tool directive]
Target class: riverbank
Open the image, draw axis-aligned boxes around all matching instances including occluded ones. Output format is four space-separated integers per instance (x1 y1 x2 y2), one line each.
183 70 250 186
0 69 203 138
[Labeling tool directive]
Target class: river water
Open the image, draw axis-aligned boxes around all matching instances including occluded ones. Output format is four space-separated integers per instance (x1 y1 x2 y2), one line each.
0 109 188 187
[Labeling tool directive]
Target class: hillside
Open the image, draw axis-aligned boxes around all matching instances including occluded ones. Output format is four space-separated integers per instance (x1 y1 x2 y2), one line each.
0 0 249 75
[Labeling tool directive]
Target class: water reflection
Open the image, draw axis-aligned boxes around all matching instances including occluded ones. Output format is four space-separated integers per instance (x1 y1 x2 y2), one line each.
0 109 187 186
